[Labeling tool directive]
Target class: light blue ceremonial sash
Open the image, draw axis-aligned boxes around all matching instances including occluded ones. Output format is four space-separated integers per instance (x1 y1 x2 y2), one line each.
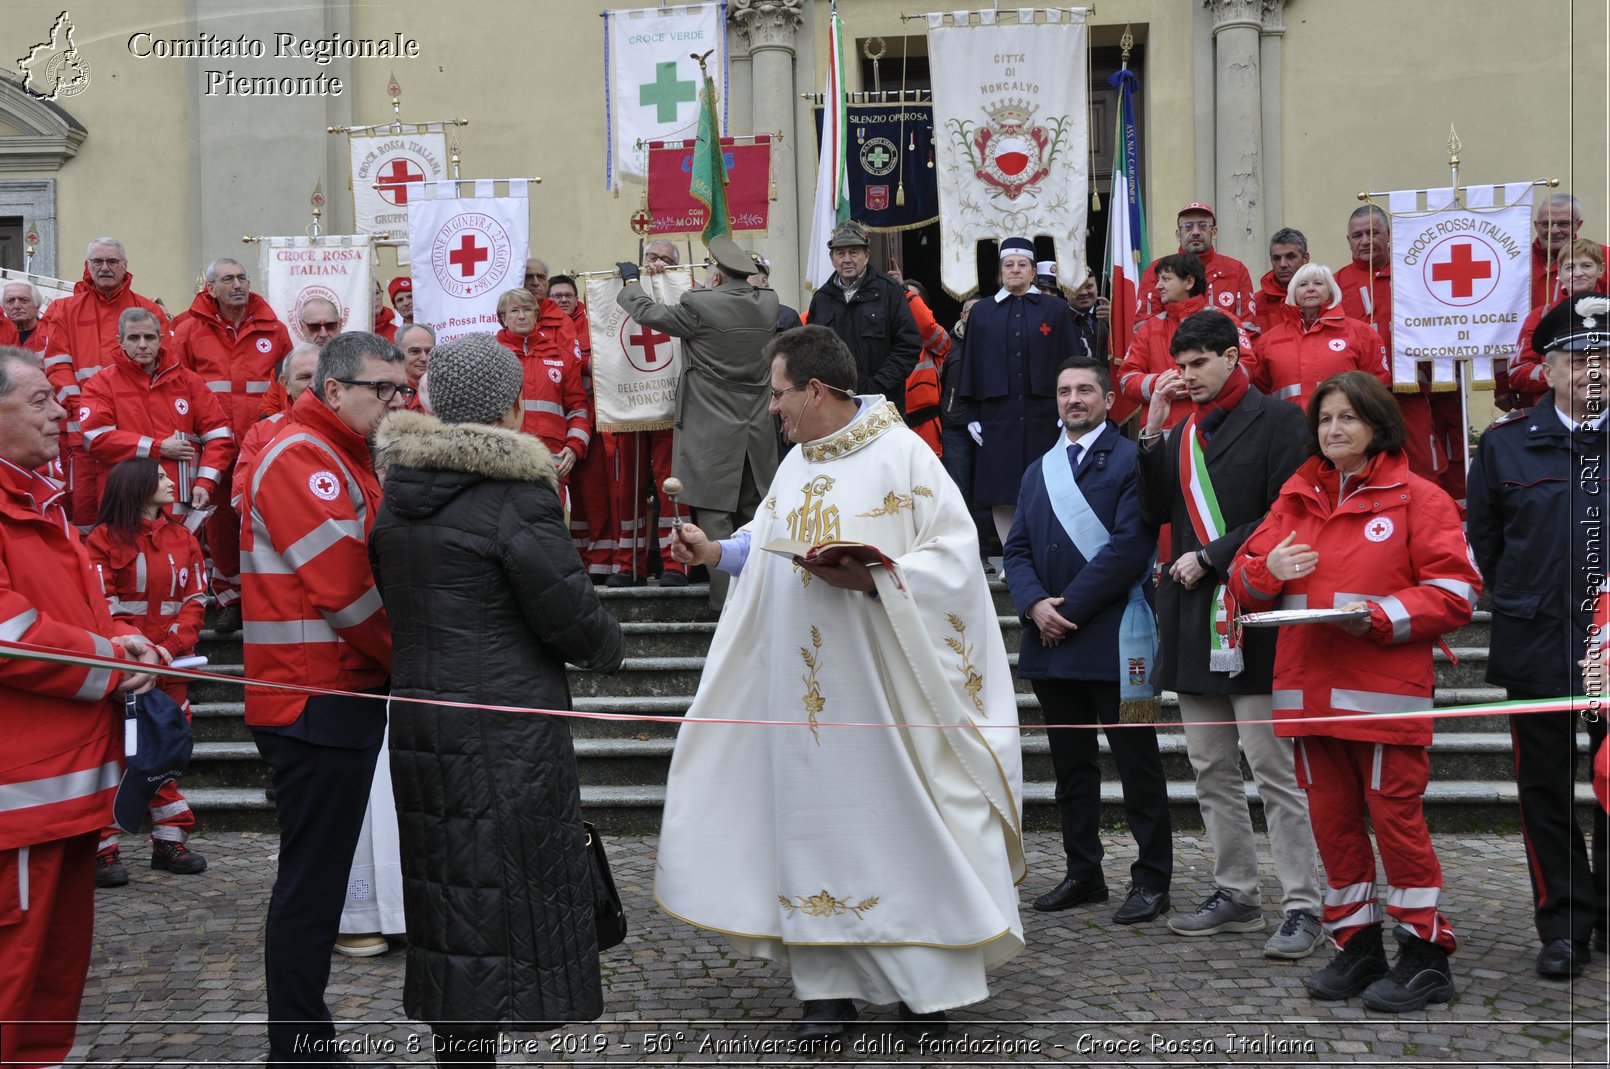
1039 438 1159 713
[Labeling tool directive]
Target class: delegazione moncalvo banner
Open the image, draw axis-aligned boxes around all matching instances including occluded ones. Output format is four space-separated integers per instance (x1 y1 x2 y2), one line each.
587 267 694 432
1389 182 1533 390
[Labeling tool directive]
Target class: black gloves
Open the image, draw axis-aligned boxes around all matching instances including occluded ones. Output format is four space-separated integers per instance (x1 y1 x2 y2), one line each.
617 261 641 282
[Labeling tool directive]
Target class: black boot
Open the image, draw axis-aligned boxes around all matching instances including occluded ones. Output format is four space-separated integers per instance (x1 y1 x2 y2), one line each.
1361 934 1456 1012
1305 923 1388 1001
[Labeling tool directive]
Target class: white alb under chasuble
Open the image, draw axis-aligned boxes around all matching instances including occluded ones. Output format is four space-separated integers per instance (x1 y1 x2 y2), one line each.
655 399 1025 1010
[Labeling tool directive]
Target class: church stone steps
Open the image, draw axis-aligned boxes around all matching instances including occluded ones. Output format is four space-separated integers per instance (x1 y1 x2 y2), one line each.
167 590 1556 835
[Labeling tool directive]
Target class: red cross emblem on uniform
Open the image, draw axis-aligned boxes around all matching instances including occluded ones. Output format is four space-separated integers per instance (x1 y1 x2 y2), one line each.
1038 322 1052 336
1364 516 1395 542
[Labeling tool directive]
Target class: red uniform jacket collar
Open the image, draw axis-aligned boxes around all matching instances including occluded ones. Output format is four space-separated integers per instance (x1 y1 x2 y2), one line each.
0 456 67 518
74 266 138 304
186 289 281 333
1293 449 1410 511
110 344 181 382
289 388 376 476
1163 292 1209 320
1347 256 1390 280
1257 270 1287 303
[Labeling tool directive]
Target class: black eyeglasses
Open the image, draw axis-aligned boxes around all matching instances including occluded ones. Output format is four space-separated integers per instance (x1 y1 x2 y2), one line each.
337 379 417 403
303 320 340 332
769 383 809 402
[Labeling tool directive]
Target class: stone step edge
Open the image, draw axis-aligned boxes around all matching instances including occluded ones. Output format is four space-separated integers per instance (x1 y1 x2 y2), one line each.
181 779 1596 813
188 730 1585 762
190 687 1515 719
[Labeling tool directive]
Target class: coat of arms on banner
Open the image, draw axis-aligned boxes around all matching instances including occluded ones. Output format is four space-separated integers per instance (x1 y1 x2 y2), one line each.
959 99 1070 202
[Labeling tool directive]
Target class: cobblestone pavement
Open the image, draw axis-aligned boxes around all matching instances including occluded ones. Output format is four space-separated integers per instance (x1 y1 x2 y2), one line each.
73 831 1607 1067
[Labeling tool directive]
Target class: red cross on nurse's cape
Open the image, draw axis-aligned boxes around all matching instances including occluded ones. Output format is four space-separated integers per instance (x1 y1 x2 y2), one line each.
1039 322 1052 336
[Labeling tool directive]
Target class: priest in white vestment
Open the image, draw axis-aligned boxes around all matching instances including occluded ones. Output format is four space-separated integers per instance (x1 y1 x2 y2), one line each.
656 325 1025 1042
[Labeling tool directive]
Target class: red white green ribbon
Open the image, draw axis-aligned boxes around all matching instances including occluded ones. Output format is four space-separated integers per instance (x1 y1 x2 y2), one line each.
1179 418 1242 673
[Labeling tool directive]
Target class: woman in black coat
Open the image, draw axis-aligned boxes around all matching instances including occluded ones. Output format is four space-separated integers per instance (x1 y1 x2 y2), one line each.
369 333 624 1065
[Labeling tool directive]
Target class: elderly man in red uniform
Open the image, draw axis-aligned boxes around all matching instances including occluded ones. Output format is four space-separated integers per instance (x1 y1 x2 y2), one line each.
1136 203 1257 328
171 257 292 632
1531 192 1610 310
0 346 162 1068
2 282 51 355
81 308 236 514
40 238 169 523
242 331 406 1066
1250 228 1309 338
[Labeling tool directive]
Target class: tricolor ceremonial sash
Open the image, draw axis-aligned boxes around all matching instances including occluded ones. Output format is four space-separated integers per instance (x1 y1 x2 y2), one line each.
1178 420 1243 675
1039 439 1160 720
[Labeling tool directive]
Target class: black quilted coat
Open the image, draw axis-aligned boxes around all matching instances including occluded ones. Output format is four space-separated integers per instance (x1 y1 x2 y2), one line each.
369 409 625 1027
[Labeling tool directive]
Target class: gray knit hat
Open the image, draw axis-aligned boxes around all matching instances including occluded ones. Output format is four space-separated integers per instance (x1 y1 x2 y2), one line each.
424 332 524 425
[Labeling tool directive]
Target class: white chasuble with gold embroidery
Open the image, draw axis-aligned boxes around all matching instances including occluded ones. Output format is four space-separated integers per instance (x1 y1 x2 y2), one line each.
655 397 1025 1012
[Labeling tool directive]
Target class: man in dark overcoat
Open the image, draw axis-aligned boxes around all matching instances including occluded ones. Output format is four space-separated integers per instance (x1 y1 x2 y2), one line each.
1135 309 1323 959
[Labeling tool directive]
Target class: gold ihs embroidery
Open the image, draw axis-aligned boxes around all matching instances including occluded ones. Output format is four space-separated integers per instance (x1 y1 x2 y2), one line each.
857 485 935 518
779 889 881 918
945 613 986 714
800 625 825 744
786 475 840 545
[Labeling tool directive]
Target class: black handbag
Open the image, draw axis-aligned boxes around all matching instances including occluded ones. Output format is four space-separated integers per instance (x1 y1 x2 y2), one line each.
584 822 627 950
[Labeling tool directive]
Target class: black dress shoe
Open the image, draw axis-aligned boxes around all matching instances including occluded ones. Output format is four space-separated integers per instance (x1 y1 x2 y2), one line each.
797 998 858 1042
1536 938 1590 979
1112 884 1170 924
1032 875 1109 912
893 1002 949 1041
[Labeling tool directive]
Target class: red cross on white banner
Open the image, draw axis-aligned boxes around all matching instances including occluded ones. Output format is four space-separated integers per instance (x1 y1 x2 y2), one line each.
1430 242 1494 299
377 157 426 206
627 325 673 370
448 234 490 279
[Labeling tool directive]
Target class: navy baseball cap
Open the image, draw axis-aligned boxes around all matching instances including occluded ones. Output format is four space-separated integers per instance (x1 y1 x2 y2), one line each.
113 689 194 834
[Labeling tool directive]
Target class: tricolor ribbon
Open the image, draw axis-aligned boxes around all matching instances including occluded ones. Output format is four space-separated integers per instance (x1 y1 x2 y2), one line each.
0 638 1598 733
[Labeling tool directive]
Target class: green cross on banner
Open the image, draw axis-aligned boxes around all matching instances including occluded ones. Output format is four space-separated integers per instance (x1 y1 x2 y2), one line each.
640 61 696 123
865 145 892 170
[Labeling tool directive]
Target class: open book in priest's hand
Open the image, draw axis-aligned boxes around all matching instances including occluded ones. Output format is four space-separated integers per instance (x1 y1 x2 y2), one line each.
758 537 894 569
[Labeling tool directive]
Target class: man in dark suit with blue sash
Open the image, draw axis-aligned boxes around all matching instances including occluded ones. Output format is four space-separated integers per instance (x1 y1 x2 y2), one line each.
1004 355 1173 923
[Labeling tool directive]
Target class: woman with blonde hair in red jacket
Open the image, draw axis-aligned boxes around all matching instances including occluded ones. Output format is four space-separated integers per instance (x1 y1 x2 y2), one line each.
1229 370 1479 1013
85 457 209 887
1250 264 1389 412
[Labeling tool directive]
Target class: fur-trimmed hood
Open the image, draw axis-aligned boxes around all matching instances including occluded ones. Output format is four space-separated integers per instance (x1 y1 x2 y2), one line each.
375 409 559 520
376 409 558 486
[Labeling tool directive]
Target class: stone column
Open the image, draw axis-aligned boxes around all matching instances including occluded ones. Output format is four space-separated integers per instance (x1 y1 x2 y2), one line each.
1192 1 1217 209
728 20 754 137
186 0 353 271
1206 0 1264 269
1259 0 1286 239
731 0 804 303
